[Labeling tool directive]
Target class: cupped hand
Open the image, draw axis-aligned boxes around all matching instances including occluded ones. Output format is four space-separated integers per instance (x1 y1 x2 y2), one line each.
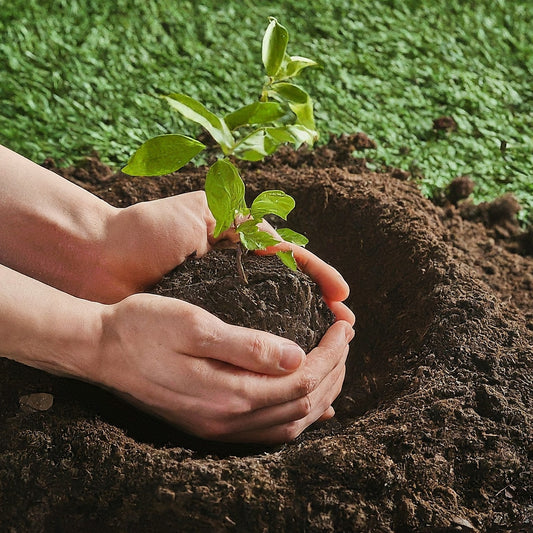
94 293 354 444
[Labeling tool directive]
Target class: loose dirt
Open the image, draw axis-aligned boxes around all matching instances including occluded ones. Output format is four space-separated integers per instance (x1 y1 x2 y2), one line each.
1 135 531 532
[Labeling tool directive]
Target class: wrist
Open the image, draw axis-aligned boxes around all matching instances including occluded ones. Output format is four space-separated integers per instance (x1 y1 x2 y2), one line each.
101 203 167 299
0 145 122 301
0 264 105 382
30 299 105 383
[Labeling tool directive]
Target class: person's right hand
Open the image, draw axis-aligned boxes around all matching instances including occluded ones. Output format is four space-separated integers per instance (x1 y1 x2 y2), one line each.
93 293 354 444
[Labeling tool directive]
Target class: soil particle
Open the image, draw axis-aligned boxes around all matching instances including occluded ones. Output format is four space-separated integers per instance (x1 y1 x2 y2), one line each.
446 176 476 205
433 115 458 132
1 134 531 531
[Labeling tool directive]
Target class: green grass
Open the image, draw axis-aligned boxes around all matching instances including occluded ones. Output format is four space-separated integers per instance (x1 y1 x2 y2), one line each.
1 0 532 222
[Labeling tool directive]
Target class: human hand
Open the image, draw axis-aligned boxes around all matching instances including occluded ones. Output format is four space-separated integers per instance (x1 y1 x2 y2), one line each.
101 191 217 302
94 293 354 444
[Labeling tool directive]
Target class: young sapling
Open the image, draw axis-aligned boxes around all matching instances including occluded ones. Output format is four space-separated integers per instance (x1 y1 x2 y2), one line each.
123 17 319 281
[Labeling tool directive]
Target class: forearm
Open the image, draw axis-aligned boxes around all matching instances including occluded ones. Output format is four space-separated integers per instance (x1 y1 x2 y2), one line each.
0 263 102 380
0 145 122 301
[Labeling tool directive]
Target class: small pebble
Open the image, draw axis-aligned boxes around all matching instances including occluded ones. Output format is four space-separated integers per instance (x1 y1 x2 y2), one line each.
19 393 54 412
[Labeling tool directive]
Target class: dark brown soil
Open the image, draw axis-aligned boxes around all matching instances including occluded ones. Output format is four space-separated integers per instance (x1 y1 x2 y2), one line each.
150 250 334 353
1 135 532 532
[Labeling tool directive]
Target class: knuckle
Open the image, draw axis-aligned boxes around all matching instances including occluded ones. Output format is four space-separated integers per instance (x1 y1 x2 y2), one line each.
296 395 312 418
197 420 225 441
198 327 223 351
228 391 254 417
197 413 236 441
249 335 269 365
189 315 223 351
280 421 303 442
297 372 319 396
180 302 204 325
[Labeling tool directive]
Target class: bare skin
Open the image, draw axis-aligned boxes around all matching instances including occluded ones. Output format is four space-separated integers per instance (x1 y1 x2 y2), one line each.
0 145 355 443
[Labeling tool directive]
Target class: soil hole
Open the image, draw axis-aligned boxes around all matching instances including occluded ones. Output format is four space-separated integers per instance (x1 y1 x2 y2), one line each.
68 167 439 451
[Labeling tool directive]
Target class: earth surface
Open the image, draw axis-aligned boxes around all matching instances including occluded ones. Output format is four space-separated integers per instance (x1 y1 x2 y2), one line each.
0 134 532 532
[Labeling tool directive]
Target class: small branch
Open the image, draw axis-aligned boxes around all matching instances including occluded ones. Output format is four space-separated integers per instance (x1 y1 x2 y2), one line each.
236 243 248 284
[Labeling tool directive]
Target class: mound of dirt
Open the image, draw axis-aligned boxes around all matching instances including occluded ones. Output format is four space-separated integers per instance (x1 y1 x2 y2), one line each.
1 135 531 531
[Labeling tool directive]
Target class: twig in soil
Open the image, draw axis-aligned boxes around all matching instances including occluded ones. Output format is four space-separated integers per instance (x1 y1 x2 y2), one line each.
236 244 248 284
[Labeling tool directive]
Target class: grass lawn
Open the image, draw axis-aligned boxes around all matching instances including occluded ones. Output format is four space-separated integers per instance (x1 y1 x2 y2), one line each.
1 0 532 221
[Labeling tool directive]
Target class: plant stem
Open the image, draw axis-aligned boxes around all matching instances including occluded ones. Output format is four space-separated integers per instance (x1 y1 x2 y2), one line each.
236 243 248 284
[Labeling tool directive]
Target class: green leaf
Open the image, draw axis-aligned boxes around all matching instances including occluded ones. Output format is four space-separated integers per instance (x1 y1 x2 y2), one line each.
205 159 245 237
164 93 234 152
276 250 298 271
251 190 295 220
268 83 316 130
238 223 280 251
232 129 271 161
264 126 297 145
262 17 289 77
232 127 298 161
277 228 309 246
269 82 309 103
122 134 205 176
224 102 285 131
275 54 318 81
286 125 319 148
289 98 316 130
284 56 319 78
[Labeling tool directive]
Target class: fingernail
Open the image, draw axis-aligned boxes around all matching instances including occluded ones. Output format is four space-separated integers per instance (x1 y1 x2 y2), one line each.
280 343 305 371
347 327 356 342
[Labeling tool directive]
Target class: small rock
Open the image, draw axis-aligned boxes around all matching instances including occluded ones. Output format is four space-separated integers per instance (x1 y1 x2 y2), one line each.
450 516 476 530
19 393 54 412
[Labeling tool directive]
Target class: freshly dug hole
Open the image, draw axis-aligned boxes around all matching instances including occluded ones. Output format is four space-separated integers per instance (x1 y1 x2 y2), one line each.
88 166 435 442
1 140 531 531
254 167 443 419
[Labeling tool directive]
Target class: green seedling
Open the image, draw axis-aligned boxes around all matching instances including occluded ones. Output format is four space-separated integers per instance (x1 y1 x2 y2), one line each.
123 17 318 281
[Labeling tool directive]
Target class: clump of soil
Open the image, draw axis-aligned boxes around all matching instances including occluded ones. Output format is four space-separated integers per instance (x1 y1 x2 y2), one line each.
150 250 334 353
433 115 458 132
438 175 531 258
1 134 532 532
446 176 476 205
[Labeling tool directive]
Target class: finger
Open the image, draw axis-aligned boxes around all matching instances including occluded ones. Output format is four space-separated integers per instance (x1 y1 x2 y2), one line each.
217 363 347 444
178 302 306 375
291 245 349 302
239 320 353 411
218 347 347 434
256 242 349 303
317 406 336 421
326 300 356 326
